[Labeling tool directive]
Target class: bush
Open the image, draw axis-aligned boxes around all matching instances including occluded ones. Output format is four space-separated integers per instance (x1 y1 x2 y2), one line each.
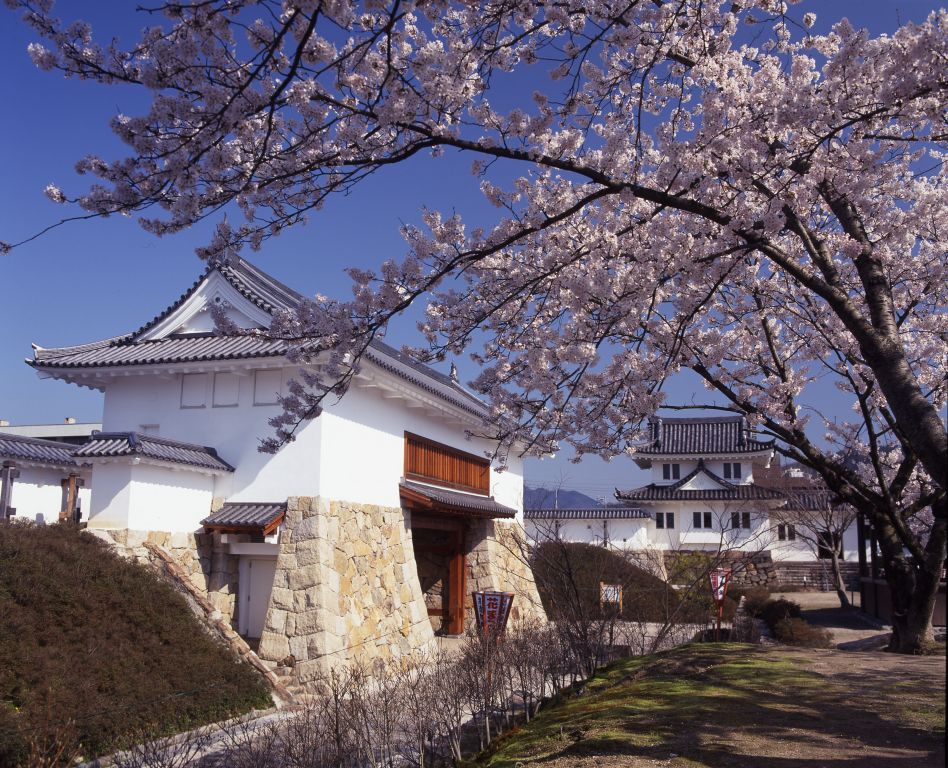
531 542 682 623
773 618 832 648
757 597 802 630
0 522 272 764
731 586 771 617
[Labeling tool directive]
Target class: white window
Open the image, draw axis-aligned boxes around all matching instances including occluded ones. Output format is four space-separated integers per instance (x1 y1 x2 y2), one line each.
662 463 681 481
253 369 282 406
180 373 208 408
723 462 743 479
213 372 240 407
655 511 675 529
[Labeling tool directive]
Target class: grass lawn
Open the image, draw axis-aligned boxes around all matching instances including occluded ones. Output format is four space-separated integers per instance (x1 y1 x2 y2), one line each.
475 643 946 768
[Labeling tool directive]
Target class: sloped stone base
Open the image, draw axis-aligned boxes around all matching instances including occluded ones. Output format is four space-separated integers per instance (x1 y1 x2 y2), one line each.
256 497 437 686
467 519 546 625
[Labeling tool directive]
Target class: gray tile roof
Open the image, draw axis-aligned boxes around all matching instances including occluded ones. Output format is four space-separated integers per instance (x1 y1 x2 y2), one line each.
202 502 286 530
525 508 650 520
74 432 234 473
616 461 785 502
400 480 516 518
636 416 774 457
30 258 489 418
0 432 80 468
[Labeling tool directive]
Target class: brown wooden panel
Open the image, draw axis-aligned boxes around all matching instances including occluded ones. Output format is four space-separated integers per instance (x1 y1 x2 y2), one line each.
404 432 490 495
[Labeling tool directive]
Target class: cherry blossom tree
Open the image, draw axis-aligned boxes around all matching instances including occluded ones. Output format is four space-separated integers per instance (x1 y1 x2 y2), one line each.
5 0 946 650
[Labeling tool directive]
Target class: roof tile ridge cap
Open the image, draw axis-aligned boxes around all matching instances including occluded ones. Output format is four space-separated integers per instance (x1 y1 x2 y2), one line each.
223 258 305 308
139 432 221 454
0 432 83 450
33 333 134 357
129 266 213 341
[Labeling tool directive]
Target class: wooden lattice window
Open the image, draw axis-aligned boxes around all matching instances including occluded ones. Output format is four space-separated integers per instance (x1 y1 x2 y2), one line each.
404 432 490 495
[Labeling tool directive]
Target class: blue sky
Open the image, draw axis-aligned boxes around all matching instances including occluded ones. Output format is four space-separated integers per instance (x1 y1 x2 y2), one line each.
0 1 941 499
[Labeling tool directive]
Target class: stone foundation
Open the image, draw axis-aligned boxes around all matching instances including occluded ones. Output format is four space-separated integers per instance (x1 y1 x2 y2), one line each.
256 497 437 686
466 519 546 625
87 527 243 625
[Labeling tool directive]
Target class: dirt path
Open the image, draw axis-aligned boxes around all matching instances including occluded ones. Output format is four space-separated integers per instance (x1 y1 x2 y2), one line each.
770 591 892 648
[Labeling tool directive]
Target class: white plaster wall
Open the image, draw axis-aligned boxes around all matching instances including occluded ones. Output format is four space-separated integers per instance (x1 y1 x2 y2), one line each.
100 365 521 517
769 521 860 563
101 370 323 501
86 461 212 532
526 518 649 549
8 466 67 524
87 463 135 529
650 461 698 484
126 464 215 532
318 381 524 514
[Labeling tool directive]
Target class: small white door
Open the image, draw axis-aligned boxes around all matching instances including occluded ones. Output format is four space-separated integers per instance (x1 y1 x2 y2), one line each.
245 557 277 639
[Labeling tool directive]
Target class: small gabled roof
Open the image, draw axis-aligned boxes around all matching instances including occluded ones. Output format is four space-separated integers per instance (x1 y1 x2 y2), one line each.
634 416 774 464
29 258 489 418
525 508 650 520
399 480 516 519
0 432 80 469
74 432 234 473
616 461 785 503
202 502 286 535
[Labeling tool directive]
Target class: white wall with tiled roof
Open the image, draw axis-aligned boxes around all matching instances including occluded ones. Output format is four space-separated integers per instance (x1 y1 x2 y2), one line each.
7 465 91 525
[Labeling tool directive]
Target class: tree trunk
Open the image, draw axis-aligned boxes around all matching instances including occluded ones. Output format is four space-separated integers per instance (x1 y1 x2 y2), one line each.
876 503 946 654
828 549 851 609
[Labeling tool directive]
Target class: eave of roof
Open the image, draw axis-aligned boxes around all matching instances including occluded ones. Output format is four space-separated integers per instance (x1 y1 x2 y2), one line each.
525 508 650 520
633 416 775 463
74 432 234 473
400 480 516 519
0 432 80 468
29 258 491 420
202 501 286 534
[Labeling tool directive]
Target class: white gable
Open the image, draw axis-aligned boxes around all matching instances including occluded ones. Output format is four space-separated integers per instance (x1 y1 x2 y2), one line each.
678 469 730 492
138 271 272 341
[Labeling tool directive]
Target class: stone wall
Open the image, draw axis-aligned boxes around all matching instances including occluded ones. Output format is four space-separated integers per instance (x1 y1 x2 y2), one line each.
87 526 243 626
466 519 546 625
256 497 437 687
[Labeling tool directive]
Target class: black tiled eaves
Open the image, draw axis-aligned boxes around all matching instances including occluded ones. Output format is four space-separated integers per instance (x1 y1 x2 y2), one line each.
202 501 286 529
32 334 290 368
0 432 79 468
400 480 516 518
74 432 234 473
526 508 650 520
30 258 490 418
637 416 774 455
615 483 786 502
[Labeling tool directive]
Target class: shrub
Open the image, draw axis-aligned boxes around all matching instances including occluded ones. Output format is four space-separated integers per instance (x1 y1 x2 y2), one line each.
731 586 771 617
757 598 802 631
773 618 832 648
0 522 272 764
531 542 682 623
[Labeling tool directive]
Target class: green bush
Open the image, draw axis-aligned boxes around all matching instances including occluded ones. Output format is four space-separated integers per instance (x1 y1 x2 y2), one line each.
731 586 771 617
757 597 802 630
0 522 272 764
774 618 832 648
531 542 683 623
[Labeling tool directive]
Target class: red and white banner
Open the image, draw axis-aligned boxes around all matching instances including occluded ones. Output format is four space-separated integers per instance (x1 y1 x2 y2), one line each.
709 568 732 605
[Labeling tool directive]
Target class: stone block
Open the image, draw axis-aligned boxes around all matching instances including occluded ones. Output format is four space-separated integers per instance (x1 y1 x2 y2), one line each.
270 587 294 610
266 609 287 634
295 658 327 684
293 589 319 612
294 610 324 635
288 564 322 590
257 632 290 662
